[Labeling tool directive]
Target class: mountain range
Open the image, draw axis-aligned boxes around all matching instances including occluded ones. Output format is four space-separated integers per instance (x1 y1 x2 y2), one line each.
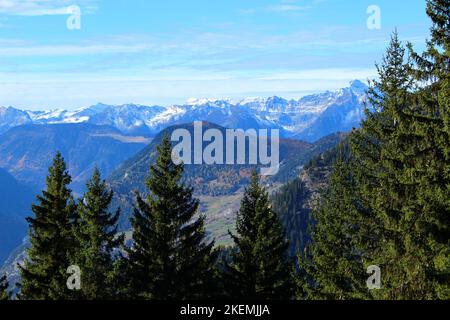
0 80 366 277
0 129 346 285
0 169 36 265
107 122 346 233
0 123 150 194
0 80 368 142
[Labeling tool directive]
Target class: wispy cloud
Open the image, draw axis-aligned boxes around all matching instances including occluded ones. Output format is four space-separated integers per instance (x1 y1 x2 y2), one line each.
257 68 378 81
0 0 430 109
0 67 377 109
0 0 96 16
0 43 149 57
0 28 378 59
266 4 309 13
247 0 321 14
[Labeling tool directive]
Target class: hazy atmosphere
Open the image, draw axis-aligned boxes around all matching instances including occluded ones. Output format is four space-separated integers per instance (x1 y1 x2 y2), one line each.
0 0 429 109
0 0 448 311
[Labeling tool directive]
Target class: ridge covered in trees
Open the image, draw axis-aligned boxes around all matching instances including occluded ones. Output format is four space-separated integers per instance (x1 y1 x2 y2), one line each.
298 0 450 299
0 0 448 301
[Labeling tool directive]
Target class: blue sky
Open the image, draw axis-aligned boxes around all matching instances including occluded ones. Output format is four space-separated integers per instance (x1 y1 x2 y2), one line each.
0 0 430 110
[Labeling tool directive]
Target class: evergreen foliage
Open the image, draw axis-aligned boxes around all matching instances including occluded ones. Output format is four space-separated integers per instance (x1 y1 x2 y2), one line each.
19 152 77 300
225 170 293 299
298 148 370 300
302 1 450 299
73 168 124 300
0 274 11 301
7 0 448 301
272 179 311 257
126 135 217 299
406 0 450 299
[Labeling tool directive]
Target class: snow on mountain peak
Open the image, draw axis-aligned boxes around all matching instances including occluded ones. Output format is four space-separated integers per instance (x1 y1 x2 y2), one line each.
236 97 265 105
349 80 368 95
185 97 230 106
0 80 368 138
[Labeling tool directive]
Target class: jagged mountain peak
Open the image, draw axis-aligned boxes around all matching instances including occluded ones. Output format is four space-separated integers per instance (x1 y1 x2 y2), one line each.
349 79 369 94
0 80 368 141
185 97 232 106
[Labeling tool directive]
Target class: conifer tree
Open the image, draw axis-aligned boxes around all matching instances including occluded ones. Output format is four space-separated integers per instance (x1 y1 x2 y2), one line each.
349 1 449 299
406 0 450 299
349 8 449 298
0 274 11 301
301 32 423 300
272 178 311 258
225 170 293 300
298 148 369 300
73 168 124 300
349 31 431 299
19 152 77 300
126 135 216 299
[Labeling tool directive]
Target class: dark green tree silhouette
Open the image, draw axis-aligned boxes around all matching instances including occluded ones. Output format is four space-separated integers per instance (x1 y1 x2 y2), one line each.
0 274 11 301
225 170 293 300
126 135 216 299
19 152 77 300
73 168 124 299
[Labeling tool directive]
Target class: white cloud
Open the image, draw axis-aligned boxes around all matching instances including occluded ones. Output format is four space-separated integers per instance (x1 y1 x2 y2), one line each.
0 0 96 16
267 4 308 12
0 43 149 56
257 68 378 81
0 67 377 110
19 7 72 16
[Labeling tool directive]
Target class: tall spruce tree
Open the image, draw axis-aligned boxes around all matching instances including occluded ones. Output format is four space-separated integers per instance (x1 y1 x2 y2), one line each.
351 0 450 299
19 152 77 300
346 5 449 298
0 274 11 301
225 170 293 300
299 150 370 300
302 31 425 300
349 31 432 299
126 135 216 299
406 0 450 299
73 168 124 300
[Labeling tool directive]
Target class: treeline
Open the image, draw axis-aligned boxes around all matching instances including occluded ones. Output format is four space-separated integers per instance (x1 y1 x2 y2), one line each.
0 137 293 300
1 0 449 301
272 178 312 257
298 0 449 300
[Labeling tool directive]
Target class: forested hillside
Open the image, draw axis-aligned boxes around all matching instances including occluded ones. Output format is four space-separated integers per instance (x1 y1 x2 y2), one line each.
272 136 349 257
107 122 345 230
299 12 450 299
0 169 35 265
0 123 148 194
0 0 448 301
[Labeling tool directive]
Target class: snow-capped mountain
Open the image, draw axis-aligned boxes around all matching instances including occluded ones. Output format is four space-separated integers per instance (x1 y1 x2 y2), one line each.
0 107 32 133
0 80 369 142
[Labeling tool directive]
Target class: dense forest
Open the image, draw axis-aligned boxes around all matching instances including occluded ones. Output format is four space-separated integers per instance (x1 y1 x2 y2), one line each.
1 0 449 300
298 0 450 299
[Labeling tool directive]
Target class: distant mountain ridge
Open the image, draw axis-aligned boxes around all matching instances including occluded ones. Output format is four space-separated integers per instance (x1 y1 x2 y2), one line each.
106 122 347 230
0 123 149 194
0 168 35 265
0 123 149 265
0 80 368 142
0 124 347 282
